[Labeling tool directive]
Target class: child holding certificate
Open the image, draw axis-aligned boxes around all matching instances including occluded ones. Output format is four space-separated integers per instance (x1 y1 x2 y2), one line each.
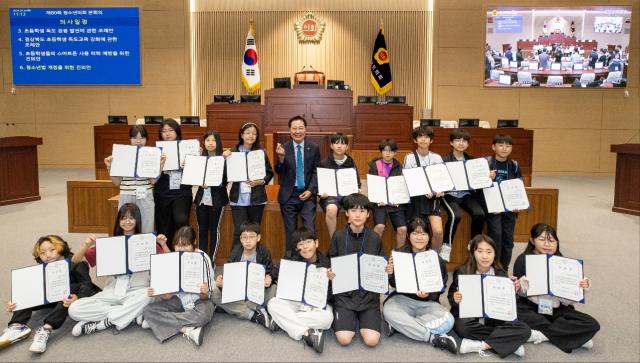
513 223 600 352
383 218 457 353
368 139 407 248
319 133 361 238
441 129 486 251
104 125 162 233
68 203 170 336
154 118 194 246
142 226 214 346
448 235 530 358
328 193 390 347
485 134 522 270
267 227 334 353
211 221 276 329
403 126 445 251
194 130 229 260
1 236 100 353
224 123 274 247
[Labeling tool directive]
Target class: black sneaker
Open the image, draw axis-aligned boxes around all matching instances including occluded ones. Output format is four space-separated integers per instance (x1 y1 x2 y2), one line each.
432 334 458 354
302 329 324 353
250 308 271 329
385 321 396 337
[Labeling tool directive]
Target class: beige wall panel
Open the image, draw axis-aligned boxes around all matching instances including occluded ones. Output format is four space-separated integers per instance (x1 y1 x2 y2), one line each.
626 49 638 88
519 90 603 129
141 10 185 49
143 48 186 86
439 0 482 10
0 122 35 137
599 129 640 173
37 123 94 166
109 85 188 117
602 88 640 130
139 0 184 11
435 85 519 123
438 47 483 86
438 10 483 48
0 52 4 87
0 11 8 49
532 129 600 173
193 0 428 12
0 86 34 124
0 1 28 12
34 88 109 124
2 49 12 85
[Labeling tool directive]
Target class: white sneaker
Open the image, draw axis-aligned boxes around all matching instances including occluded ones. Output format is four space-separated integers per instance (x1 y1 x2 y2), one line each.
582 339 594 349
28 327 51 353
141 320 150 329
136 315 144 326
0 324 31 349
182 327 203 346
527 329 548 344
459 338 483 354
513 344 525 357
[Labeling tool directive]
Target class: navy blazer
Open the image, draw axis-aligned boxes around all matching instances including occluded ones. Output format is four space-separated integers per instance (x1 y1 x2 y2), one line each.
275 139 320 204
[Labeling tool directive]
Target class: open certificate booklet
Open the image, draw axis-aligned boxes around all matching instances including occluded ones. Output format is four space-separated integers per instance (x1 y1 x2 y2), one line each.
330 254 388 295
401 164 455 196
458 274 517 321
317 168 359 197
526 254 585 303
445 158 493 191
275 259 329 309
226 150 266 182
155 139 200 171
220 261 265 305
483 179 530 213
391 250 444 294
149 252 209 295
366 174 410 205
95 234 157 277
109 144 162 178
180 154 225 186
11 260 70 311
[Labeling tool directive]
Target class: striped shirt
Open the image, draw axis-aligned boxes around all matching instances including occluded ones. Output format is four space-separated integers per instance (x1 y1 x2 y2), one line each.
119 177 153 195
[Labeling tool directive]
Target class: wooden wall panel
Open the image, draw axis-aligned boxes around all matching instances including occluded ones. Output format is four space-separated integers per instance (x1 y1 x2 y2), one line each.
191 11 432 119
34 88 110 124
37 124 95 166
599 130 640 173
0 87 35 124
432 0 640 175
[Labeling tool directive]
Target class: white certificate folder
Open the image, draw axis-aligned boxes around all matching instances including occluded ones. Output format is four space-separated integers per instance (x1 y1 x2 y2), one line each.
330 253 389 295
220 261 266 305
11 260 71 310
150 252 209 295
525 254 584 303
482 179 530 213
109 144 162 178
95 234 157 277
275 259 329 309
458 274 517 321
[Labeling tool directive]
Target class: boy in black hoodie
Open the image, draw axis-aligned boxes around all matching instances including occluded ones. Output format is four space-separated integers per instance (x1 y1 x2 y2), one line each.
211 221 275 329
319 133 361 238
328 193 389 347
267 227 334 353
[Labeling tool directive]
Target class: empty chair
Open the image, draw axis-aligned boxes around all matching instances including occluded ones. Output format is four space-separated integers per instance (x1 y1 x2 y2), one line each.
606 71 623 83
490 69 504 81
546 76 564 86
579 73 596 86
517 71 533 84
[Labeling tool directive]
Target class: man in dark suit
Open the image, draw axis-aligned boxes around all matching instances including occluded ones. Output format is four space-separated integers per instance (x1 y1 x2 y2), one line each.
275 115 321 255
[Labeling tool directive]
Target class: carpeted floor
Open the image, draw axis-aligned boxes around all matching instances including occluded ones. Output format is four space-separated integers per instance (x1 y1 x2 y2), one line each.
0 169 638 362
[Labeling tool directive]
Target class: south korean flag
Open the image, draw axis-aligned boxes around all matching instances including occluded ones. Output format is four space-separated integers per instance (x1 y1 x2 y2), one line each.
241 19 260 93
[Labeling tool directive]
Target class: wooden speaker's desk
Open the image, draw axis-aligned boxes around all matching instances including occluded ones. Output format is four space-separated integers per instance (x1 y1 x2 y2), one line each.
611 143 640 216
0 136 43 206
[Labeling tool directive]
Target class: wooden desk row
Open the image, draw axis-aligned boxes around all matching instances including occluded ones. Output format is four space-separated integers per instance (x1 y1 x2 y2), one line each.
67 180 558 270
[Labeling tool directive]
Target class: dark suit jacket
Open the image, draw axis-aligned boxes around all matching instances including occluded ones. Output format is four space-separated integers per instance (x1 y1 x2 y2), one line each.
275 139 320 204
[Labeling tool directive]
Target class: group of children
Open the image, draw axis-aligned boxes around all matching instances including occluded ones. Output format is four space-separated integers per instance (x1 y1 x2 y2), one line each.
1 121 599 357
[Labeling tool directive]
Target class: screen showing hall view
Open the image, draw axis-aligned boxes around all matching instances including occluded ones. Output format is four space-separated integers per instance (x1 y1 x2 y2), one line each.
484 6 631 88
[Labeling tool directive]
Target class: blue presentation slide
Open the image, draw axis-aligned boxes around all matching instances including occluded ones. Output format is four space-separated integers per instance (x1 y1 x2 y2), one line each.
494 15 523 33
9 7 140 85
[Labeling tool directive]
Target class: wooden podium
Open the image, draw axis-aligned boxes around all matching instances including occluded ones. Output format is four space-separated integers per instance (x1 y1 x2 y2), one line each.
611 144 640 216
0 136 43 206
